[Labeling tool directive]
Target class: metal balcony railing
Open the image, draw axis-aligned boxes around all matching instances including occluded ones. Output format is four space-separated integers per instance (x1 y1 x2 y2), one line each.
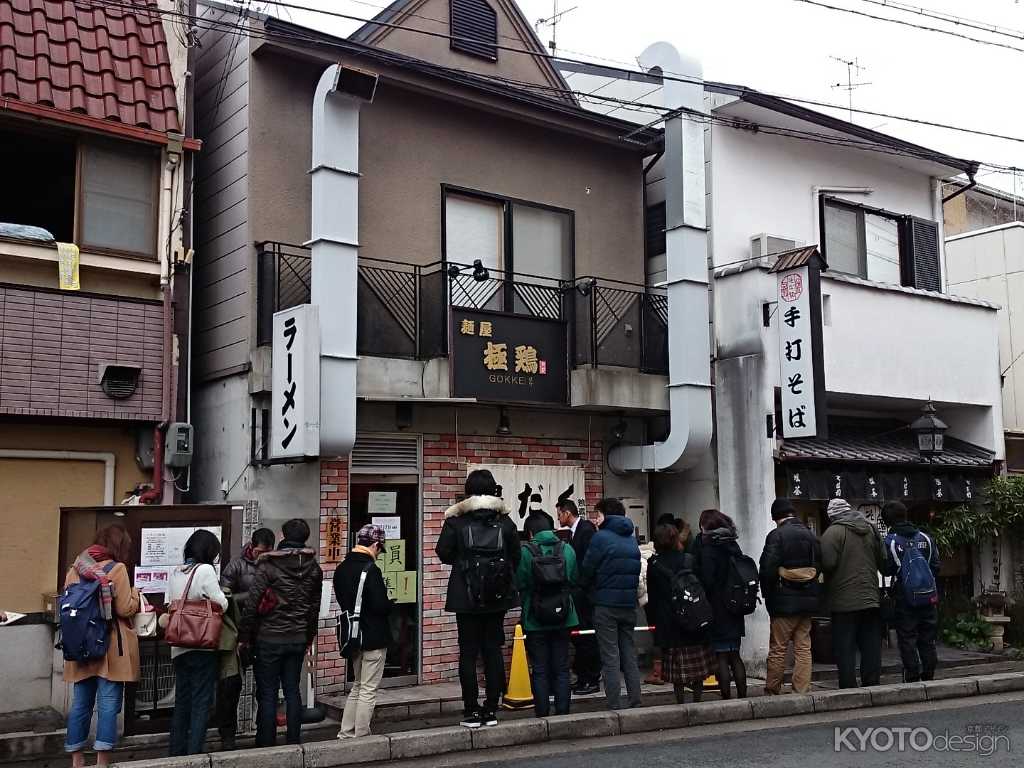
574 277 668 375
255 242 668 374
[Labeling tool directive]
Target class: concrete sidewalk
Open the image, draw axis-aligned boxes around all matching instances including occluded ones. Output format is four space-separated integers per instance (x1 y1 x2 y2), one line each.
105 671 1024 768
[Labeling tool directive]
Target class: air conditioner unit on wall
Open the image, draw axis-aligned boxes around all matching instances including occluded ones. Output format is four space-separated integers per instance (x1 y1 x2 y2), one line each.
750 233 803 266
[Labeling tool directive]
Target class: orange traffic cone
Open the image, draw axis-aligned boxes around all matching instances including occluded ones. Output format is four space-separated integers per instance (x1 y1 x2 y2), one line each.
501 624 533 710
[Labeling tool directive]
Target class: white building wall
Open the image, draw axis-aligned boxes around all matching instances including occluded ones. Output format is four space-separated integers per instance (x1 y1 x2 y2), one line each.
709 121 936 270
946 223 1024 433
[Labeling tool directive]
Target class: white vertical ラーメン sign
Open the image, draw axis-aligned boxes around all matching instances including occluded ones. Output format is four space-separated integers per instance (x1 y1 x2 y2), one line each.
777 266 817 438
271 304 321 459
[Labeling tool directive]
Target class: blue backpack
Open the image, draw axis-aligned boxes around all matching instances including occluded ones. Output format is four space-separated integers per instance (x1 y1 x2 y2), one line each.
58 562 121 663
891 533 938 608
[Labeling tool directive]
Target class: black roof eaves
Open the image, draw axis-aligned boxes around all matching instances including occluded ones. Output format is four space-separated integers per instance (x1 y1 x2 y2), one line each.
349 0 408 43
705 80 979 176
262 16 659 145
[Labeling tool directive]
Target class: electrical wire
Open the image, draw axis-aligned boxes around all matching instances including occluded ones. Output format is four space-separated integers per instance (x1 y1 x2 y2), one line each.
78 0 1024 152
794 0 1024 54
849 0 1024 43
75 0 1024 180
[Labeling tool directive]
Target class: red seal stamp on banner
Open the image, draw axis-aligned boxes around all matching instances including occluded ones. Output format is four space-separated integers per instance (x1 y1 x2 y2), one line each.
779 273 803 302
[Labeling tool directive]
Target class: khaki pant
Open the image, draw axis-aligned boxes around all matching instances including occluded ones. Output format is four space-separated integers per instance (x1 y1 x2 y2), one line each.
765 616 813 695
339 648 387 738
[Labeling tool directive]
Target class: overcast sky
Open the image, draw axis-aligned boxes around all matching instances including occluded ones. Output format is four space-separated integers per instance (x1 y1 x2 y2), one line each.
269 0 1024 196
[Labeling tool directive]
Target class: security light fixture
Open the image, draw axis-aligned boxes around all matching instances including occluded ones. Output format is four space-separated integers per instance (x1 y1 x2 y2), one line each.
612 417 627 442
471 259 490 282
496 407 512 436
447 259 491 282
911 399 947 461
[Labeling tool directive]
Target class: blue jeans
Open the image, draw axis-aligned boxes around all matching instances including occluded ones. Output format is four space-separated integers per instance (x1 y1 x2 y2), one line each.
65 677 124 753
254 641 306 747
169 651 218 756
525 630 571 717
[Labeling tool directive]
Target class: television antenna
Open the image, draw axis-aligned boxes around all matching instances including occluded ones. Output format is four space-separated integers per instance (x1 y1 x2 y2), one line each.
830 56 871 123
535 1 577 54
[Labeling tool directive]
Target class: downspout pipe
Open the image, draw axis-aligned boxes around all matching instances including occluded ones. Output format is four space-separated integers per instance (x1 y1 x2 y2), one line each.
942 173 977 204
609 42 713 474
308 65 374 457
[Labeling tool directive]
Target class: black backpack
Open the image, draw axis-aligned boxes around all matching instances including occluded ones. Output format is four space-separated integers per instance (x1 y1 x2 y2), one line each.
725 553 761 616
656 558 713 635
526 540 570 626
461 517 514 610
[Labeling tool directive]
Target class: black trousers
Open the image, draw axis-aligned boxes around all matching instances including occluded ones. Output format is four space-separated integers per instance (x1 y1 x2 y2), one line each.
831 608 882 689
894 602 938 682
572 596 601 685
216 674 243 737
254 641 305 747
456 612 506 714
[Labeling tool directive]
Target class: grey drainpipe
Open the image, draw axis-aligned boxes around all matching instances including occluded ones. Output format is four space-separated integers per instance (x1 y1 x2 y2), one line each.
309 65 377 456
608 42 714 474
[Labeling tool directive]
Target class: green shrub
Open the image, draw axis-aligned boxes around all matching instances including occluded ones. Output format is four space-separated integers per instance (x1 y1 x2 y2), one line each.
940 612 992 650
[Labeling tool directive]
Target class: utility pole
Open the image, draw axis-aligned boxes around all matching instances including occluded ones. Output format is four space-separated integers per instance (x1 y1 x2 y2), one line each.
830 56 871 123
535 1 577 54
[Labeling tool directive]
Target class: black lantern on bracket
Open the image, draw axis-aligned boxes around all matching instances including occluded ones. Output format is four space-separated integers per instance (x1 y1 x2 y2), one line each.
911 399 948 461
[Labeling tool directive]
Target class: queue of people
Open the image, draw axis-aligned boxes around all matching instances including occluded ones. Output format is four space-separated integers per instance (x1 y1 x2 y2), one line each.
56 489 941 761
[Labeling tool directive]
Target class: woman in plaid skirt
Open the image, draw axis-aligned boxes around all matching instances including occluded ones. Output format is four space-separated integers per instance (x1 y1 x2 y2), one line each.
647 524 714 703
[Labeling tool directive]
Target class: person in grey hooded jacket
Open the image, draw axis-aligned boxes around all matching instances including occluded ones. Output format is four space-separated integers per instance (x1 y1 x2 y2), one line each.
820 498 885 689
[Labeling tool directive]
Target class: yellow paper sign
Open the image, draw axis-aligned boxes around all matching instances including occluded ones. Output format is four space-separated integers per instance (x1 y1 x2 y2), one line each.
382 539 406 573
395 571 417 604
383 571 397 601
57 242 80 291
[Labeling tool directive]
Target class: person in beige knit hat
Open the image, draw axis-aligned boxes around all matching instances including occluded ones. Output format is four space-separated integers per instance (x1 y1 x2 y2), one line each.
820 498 885 688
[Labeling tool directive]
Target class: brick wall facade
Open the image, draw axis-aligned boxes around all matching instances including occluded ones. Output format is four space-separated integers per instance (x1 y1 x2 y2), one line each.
419 433 604 683
316 433 604 692
316 458 349 696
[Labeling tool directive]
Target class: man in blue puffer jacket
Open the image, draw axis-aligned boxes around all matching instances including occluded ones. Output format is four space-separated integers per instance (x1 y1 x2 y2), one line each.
580 498 642 710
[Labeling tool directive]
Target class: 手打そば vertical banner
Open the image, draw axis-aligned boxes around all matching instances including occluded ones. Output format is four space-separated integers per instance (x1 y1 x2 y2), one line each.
776 263 826 438
271 304 321 459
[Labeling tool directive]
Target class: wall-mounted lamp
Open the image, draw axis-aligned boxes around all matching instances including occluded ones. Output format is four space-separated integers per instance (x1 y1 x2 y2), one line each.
447 259 491 282
496 407 512 436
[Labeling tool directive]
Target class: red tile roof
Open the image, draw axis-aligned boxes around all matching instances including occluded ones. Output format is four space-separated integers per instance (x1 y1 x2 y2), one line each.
0 0 181 134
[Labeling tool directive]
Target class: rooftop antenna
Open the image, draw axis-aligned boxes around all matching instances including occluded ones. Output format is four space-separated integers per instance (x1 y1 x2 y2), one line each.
830 56 871 123
535 1 577 54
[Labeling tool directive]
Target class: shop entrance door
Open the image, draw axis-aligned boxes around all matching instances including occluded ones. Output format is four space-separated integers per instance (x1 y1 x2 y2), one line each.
349 479 420 687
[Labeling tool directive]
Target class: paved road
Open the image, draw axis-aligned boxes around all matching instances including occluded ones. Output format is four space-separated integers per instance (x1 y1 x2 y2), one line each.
454 695 1023 768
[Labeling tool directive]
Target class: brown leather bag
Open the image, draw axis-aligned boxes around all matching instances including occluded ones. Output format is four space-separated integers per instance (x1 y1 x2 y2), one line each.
164 565 224 649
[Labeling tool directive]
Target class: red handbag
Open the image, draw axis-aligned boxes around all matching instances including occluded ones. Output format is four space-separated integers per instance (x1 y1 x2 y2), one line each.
164 565 224 650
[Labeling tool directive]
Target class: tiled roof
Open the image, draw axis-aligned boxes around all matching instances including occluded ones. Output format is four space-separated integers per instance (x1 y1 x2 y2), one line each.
780 425 995 468
767 245 823 273
0 0 180 133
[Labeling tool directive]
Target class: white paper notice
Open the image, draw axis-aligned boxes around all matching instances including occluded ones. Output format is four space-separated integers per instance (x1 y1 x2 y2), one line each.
141 526 224 568
371 516 401 539
318 577 335 619
1 611 26 626
367 491 397 515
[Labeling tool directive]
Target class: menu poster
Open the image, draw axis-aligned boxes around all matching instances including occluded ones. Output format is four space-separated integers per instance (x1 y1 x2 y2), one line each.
133 567 171 594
